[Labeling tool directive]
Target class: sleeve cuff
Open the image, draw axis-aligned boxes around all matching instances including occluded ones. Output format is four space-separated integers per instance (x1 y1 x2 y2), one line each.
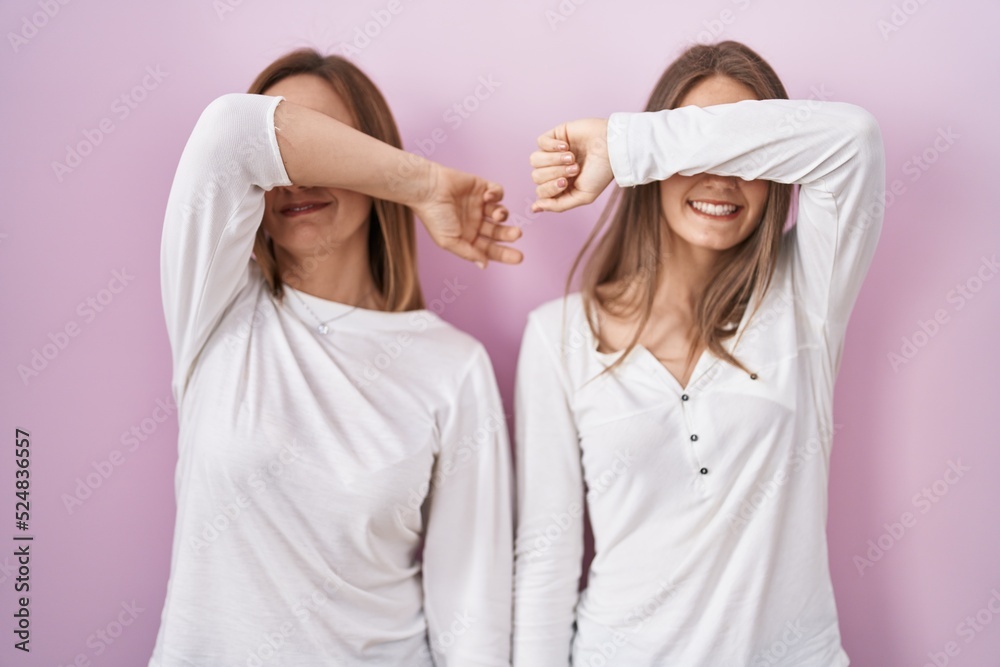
607 112 636 187
265 94 294 189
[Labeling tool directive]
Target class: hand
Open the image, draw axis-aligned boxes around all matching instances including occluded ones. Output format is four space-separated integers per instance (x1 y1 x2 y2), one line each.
530 118 614 213
411 164 522 267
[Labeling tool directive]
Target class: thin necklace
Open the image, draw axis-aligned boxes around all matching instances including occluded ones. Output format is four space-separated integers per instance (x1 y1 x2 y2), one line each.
286 286 373 335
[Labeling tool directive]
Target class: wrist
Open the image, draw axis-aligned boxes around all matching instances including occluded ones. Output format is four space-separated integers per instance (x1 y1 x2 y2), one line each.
394 154 437 209
605 113 632 187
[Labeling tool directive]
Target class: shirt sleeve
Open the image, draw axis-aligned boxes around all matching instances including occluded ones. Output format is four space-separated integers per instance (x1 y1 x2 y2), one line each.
159 92 292 408
422 344 514 666
606 99 886 371
512 313 585 667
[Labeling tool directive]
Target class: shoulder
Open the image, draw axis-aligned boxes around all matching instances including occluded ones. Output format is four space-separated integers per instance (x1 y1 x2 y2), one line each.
403 310 496 381
524 292 587 343
519 292 597 377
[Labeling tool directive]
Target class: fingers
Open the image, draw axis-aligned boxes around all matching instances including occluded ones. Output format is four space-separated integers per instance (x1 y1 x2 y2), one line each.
474 235 523 265
487 242 523 265
532 190 590 214
537 127 569 152
529 150 575 169
479 219 521 243
532 197 569 214
444 237 488 265
535 177 569 201
484 201 509 223
531 163 579 185
483 181 504 203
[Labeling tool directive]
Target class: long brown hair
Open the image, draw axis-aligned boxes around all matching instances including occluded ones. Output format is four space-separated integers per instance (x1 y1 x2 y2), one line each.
247 49 424 311
571 40 792 375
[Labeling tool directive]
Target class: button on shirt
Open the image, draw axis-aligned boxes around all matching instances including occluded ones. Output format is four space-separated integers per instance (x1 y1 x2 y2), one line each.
512 99 885 666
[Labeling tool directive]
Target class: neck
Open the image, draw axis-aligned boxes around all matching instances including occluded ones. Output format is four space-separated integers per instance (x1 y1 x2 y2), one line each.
652 235 723 315
275 229 382 309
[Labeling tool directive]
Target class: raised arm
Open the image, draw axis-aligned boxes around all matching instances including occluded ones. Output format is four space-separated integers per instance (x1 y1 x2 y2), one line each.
161 92 520 406
160 93 290 406
273 97 521 265
421 345 514 666
530 99 886 366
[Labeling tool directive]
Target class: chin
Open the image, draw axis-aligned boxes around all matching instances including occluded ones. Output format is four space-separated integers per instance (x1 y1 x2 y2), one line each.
669 225 737 252
676 215 755 250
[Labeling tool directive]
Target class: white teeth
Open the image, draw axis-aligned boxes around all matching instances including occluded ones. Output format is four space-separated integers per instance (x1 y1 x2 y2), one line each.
288 205 315 212
690 200 738 216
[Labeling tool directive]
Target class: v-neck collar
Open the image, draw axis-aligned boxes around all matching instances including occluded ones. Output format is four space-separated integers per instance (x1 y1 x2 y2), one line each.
585 288 759 394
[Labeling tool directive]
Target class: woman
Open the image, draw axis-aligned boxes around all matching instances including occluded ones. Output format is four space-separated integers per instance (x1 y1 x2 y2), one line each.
150 49 518 666
513 41 884 665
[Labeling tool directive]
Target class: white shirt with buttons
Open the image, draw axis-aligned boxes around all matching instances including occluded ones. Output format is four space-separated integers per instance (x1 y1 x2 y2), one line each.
512 98 885 666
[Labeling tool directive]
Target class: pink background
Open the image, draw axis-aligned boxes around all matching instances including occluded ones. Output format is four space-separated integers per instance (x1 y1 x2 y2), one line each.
3 0 998 665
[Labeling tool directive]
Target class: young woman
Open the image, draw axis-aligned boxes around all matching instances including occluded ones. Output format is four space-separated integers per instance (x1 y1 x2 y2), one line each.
513 41 885 665
150 49 518 666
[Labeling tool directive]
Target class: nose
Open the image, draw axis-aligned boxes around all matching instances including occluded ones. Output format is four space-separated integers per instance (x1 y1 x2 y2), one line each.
701 173 738 188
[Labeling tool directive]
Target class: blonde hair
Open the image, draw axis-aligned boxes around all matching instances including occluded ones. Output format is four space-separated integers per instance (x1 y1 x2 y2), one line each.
247 48 424 311
571 40 793 375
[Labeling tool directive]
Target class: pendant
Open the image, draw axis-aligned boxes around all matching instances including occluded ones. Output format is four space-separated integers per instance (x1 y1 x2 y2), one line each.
318 324 330 334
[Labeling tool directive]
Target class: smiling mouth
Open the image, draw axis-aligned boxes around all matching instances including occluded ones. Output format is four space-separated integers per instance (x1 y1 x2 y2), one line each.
687 199 742 220
281 202 331 217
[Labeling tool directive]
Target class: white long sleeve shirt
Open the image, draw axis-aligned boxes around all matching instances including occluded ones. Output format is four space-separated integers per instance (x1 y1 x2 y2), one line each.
513 99 885 666
150 93 513 666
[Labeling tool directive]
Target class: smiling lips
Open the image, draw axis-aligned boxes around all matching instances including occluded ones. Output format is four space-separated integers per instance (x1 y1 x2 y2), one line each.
280 201 331 217
688 199 742 220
